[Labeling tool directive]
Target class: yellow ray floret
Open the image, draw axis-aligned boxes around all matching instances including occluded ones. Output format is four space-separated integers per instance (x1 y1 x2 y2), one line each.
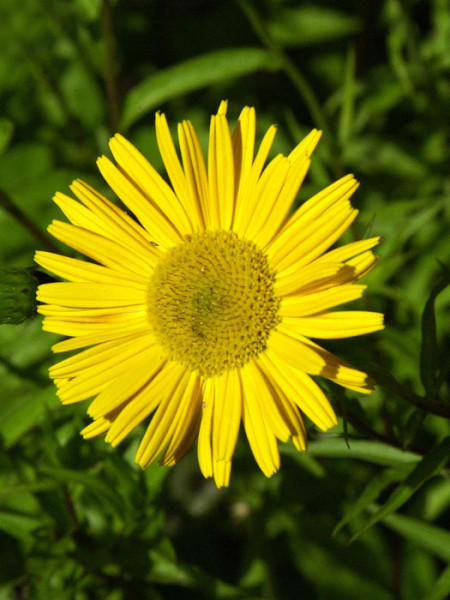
35 102 384 487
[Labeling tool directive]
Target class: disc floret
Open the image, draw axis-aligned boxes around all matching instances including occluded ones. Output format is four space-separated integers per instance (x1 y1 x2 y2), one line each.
148 231 280 377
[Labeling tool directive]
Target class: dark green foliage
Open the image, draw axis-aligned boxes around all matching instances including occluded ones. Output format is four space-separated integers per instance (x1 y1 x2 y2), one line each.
0 0 450 598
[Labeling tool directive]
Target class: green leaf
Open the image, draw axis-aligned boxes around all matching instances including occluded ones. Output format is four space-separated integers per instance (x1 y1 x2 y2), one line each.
423 564 450 600
39 466 125 516
267 7 361 47
0 386 58 449
282 438 421 466
420 267 450 399
0 118 14 155
0 531 25 584
333 463 414 536
0 144 52 193
338 45 356 146
350 437 450 542
74 0 102 21
120 47 280 130
382 512 450 562
343 136 428 179
0 510 43 543
60 62 105 130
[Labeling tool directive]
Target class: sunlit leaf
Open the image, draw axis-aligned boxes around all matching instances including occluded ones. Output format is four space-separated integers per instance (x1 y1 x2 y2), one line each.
423 564 450 600
350 437 450 542
282 438 421 466
420 268 450 399
383 512 450 562
334 463 414 536
120 48 280 130
267 6 361 47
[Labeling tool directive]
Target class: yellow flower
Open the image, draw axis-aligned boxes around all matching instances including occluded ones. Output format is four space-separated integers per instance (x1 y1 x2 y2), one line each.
35 102 384 487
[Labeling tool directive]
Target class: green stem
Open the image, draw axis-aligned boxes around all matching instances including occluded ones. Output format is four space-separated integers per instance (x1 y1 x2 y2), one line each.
101 0 121 132
0 188 60 254
237 0 341 178
363 362 450 419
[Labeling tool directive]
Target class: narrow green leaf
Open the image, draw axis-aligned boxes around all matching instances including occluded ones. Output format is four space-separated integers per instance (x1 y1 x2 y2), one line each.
120 47 280 130
423 564 450 600
0 118 14 155
382 512 450 562
267 6 361 47
420 267 450 399
350 437 450 542
0 386 58 449
338 45 356 146
333 463 414 536
39 466 125 515
0 510 43 543
402 408 426 449
281 437 421 466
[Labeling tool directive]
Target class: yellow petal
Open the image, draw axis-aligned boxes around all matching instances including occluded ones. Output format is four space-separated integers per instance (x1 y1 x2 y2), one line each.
279 284 367 317
244 154 290 239
254 359 307 450
283 311 385 338
346 251 380 280
53 192 109 236
267 327 373 392
275 261 348 297
267 175 359 270
250 129 322 248
198 378 214 478
51 332 153 378
51 328 147 353
97 156 181 247
106 361 183 447
42 315 147 338
288 128 322 162
81 417 111 439
232 124 277 235
55 335 157 404
136 370 196 468
213 459 232 488
160 375 202 466
87 347 166 419
48 220 154 277
317 236 381 265
241 368 280 477
35 251 149 286
155 112 196 222
242 360 291 442
212 369 242 462
259 351 337 431
252 154 310 248
109 134 193 235
231 106 256 204
178 120 208 229
39 304 147 318
71 179 159 255
208 114 235 229
37 282 146 308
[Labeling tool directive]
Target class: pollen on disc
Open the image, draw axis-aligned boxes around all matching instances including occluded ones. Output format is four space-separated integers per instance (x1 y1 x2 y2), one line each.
148 231 280 377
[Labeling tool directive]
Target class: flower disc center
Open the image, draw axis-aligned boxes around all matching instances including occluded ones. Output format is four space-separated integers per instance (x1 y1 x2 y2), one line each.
148 231 280 377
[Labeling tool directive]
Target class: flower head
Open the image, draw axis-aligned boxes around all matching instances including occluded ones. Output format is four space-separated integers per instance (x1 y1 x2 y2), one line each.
35 102 384 487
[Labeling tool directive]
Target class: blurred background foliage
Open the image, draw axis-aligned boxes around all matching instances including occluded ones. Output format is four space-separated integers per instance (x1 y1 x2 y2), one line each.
0 0 450 598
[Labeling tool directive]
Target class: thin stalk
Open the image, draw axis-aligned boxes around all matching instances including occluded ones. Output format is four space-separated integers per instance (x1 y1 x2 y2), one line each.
237 0 342 178
0 188 60 254
101 0 120 132
363 362 450 419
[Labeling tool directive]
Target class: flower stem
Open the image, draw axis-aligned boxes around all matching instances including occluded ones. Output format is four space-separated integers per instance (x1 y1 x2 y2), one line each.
364 362 450 419
237 0 342 178
0 188 60 253
101 0 120 132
